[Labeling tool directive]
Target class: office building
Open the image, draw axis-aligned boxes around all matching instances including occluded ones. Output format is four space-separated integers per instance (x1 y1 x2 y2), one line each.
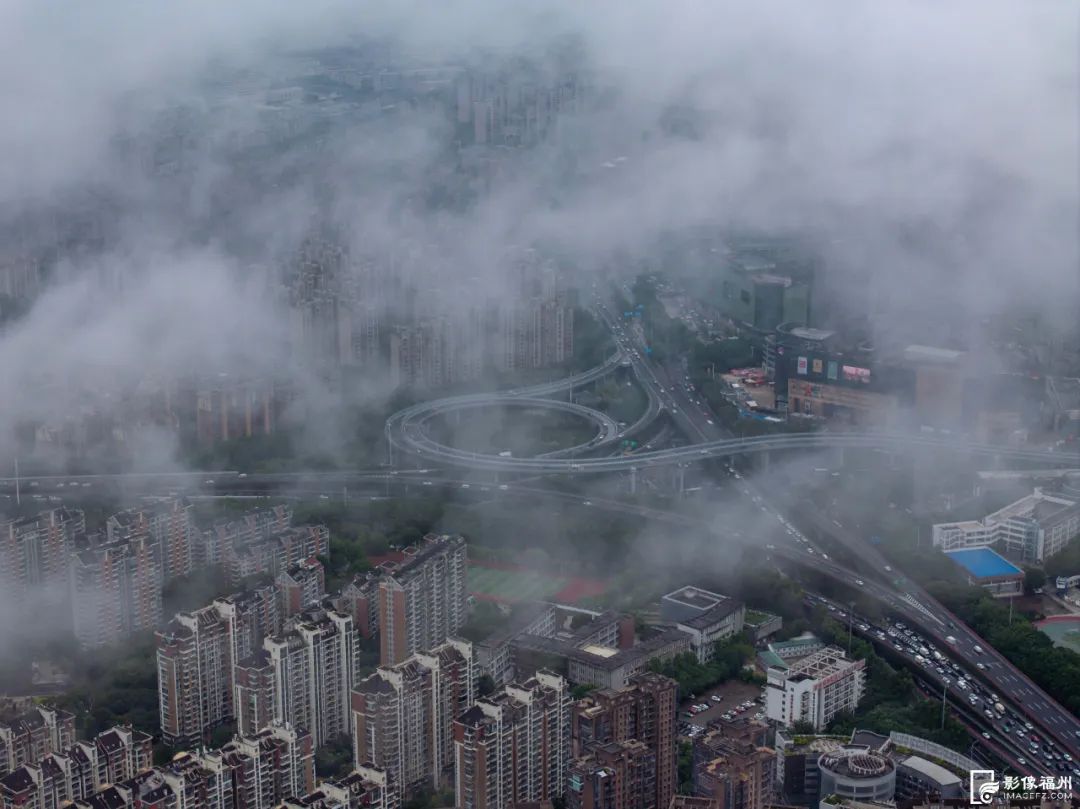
107 498 197 582
567 739 657 809
0 508 85 603
69 532 162 648
765 647 865 731
453 671 571 809
471 602 558 686
932 487 1080 564
352 639 475 803
0 708 75 778
513 608 690 691
264 607 359 747
378 534 467 666
571 673 678 809
659 589 745 663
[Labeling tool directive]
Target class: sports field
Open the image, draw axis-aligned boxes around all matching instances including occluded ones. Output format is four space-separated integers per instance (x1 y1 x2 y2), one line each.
468 564 568 602
1036 616 1080 654
467 562 606 604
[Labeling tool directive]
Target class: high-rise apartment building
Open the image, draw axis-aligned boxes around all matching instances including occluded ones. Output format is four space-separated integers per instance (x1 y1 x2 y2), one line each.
378 534 467 666
264 607 359 747
157 608 234 747
277 558 326 618
571 673 678 809
453 670 571 809
692 723 774 809
228 525 330 586
204 505 292 568
0 721 315 809
0 708 76 778
279 765 395 809
158 580 284 744
0 508 85 602
0 725 154 809
567 740 657 809
107 498 197 582
352 639 475 803
209 722 315 809
69 532 162 648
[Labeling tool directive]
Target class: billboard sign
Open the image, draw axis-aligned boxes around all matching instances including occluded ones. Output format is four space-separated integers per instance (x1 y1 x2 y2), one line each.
797 356 808 375
812 358 823 374
842 365 871 383
827 361 838 380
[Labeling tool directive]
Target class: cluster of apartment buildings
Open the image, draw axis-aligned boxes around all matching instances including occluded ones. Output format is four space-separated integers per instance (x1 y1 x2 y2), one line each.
0 704 393 809
148 523 704 809
156 531 467 747
0 502 329 649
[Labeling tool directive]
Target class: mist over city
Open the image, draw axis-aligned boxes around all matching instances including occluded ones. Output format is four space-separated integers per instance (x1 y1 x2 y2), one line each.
0 3 1078 809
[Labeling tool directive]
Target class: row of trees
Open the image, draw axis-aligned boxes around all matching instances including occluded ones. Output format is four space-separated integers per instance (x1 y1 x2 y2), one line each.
816 618 969 749
927 582 1080 716
647 635 756 696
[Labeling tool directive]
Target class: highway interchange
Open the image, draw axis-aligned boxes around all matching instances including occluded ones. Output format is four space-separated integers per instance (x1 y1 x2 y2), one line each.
4 297 1079 790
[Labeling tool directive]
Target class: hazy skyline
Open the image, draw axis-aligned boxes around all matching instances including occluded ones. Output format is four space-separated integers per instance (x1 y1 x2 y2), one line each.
0 0 1076 467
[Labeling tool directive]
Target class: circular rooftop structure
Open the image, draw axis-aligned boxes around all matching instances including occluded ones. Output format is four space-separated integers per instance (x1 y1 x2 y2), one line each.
818 747 896 802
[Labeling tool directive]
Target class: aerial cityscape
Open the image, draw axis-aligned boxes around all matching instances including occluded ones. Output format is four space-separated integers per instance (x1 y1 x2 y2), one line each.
0 3 1078 809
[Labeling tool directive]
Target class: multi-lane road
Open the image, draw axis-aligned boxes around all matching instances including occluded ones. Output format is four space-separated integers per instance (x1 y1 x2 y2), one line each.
6 295 1079 777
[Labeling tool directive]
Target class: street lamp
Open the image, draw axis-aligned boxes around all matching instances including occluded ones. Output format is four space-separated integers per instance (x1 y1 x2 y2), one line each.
940 683 949 730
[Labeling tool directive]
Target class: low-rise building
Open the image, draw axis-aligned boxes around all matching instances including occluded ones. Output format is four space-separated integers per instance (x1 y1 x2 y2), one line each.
765 647 865 731
942 548 1024 598
816 747 895 804
932 487 1080 564
675 602 746 664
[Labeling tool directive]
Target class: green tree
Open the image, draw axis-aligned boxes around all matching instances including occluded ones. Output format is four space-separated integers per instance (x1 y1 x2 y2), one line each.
1023 566 1047 595
678 741 694 794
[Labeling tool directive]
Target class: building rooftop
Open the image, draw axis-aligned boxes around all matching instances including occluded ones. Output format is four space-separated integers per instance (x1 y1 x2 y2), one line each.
944 547 1023 579
777 646 862 680
679 599 744 630
903 345 966 365
662 586 727 611
788 327 834 342
566 627 690 672
898 755 961 788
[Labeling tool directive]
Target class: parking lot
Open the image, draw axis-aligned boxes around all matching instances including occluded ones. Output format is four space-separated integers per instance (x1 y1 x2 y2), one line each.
678 680 766 738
